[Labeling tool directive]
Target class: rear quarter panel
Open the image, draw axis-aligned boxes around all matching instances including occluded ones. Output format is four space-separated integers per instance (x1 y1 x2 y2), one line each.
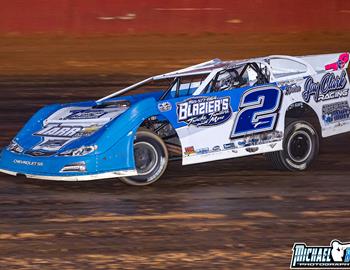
277 68 350 138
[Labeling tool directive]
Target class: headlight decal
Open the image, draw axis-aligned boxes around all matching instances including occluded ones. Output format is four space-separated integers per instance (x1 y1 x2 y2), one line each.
7 140 24 154
58 145 98 157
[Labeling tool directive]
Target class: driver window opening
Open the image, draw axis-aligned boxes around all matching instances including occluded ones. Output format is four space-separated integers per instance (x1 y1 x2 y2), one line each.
164 74 207 99
205 63 270 93
268 58 307 79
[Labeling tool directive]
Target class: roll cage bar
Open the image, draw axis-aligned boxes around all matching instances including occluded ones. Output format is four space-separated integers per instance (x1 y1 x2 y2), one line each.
205 62 269 94
97 55 315 103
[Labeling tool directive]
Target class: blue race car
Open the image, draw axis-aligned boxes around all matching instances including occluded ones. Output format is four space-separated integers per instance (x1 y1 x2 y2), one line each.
1 53 350 185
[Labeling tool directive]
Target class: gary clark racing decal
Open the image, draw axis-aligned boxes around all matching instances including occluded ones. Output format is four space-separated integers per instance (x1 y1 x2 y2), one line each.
291 240 350 269
302 71 349 103
176 96 232 127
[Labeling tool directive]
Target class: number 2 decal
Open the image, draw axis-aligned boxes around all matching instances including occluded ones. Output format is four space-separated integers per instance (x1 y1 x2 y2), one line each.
230 86 282 138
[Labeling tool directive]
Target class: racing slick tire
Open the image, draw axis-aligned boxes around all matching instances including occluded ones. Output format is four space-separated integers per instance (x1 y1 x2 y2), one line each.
120 129 168 186
265 120 319 171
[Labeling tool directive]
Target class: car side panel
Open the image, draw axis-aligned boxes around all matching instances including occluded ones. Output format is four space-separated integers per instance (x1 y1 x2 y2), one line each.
277 68 350 139
158 85 285 165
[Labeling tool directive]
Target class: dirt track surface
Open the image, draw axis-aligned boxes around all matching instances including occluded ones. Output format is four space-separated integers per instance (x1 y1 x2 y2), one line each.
1 32 350 76
0 78 350 269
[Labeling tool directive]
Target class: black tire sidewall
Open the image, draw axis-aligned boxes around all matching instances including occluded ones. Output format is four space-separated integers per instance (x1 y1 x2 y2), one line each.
120 130 168 186
279 120 319 171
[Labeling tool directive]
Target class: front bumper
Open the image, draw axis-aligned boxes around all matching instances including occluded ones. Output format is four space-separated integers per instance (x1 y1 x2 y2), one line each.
0 168 137 181
0 148 137 181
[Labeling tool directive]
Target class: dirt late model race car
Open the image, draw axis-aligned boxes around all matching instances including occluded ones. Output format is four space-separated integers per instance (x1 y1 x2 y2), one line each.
0 53 350 186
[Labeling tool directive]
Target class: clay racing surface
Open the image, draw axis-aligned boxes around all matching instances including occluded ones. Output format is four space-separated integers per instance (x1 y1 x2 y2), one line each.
0 34 350 269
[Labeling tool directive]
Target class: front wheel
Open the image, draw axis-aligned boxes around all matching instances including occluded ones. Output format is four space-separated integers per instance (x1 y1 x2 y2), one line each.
265 120 319 171
120 129 168 186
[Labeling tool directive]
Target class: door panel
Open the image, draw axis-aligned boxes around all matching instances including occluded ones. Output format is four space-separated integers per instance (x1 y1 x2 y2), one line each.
159 84 284 165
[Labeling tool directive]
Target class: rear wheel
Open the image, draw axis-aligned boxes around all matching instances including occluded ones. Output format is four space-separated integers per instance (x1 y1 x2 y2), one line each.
120 129 168 186
266 120 319 171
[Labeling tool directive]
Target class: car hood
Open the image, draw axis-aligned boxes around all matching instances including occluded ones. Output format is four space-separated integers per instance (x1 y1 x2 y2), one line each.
15 100 130 155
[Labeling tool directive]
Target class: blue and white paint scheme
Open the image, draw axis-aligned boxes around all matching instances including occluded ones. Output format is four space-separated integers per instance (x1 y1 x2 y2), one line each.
0 53 349 181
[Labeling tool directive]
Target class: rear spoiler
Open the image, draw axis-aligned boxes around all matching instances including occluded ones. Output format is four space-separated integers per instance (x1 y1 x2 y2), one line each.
299 52 349 72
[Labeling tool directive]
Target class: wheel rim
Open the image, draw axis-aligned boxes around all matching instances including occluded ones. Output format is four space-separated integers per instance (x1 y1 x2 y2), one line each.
287 130 312 163
134 142 159 176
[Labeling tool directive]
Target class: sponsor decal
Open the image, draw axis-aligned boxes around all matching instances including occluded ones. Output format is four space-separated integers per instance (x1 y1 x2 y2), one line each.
196 147 209 155
212 145 221 152
80 125 101 136
35 139 68 149
13 159 43 166
284 84 302 95
302 71 349 103
184 146 195 156
158 101 172 112
177 96 232 127
35 105 125 139
269 143 277 149
32 124 102 153
38 139 68 148
184 131 282 158
7 141 23 154
31 138 70 153
278 81 302 96
291 240 350 269
25 150 54 157
238 140 247 147
325 53 350 71
64 109 108 120
245 147 259 153
322 101 350 124
223 143 236 150
233 130 283 149
35 125 84 138
34 124 102 139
